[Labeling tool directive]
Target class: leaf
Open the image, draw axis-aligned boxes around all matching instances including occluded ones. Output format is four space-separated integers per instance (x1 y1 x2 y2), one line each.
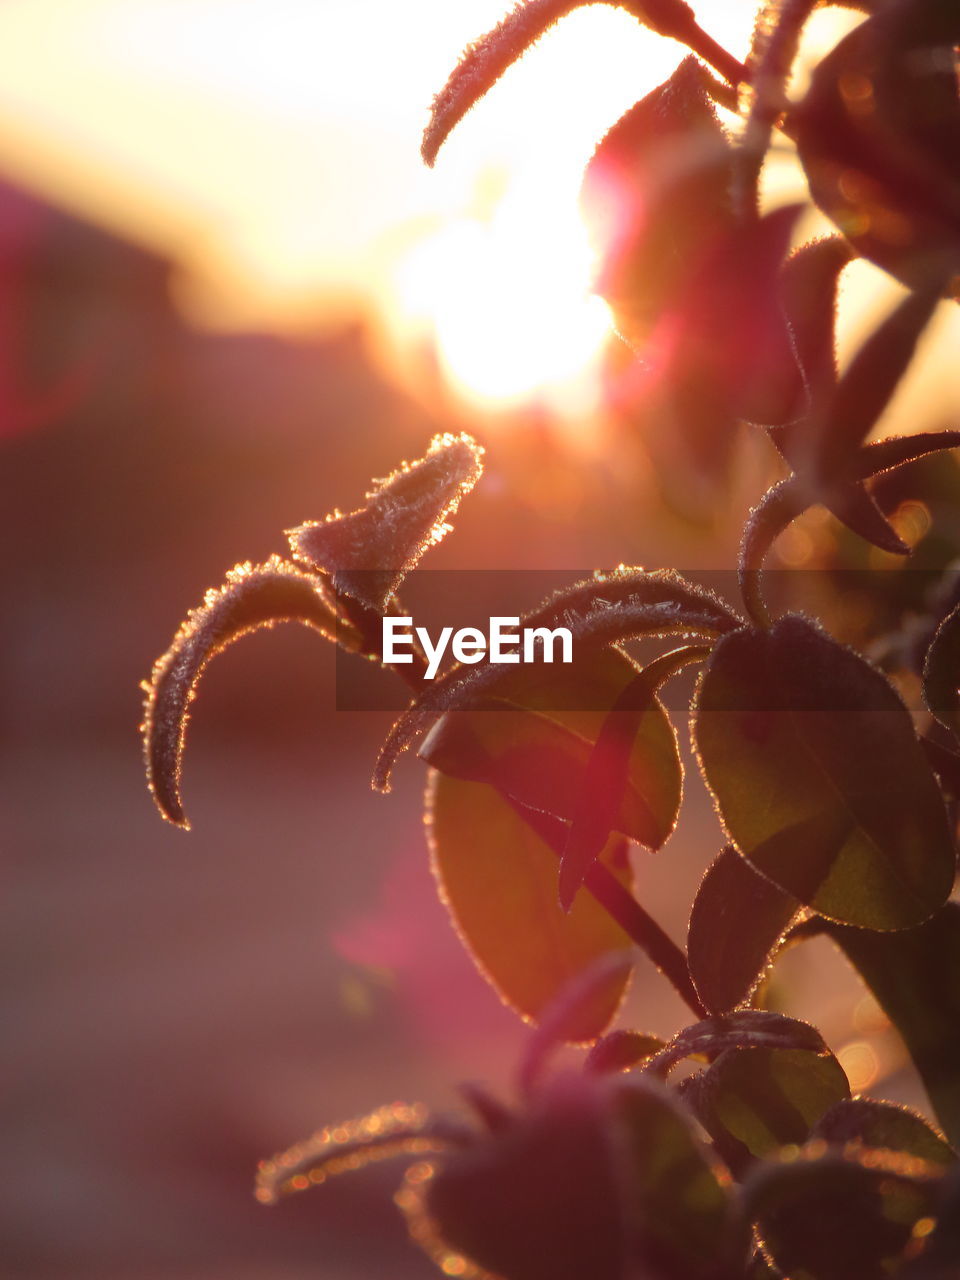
580 57 734 344
850 430 960 481
694 615 955 929
773 235 852 439
142 556 351 828
584 1030 665 1074
375 567 740 790
560 645 706 910
647 1010 828 1077
822 904 960 1147
254 1100 453 1205
923 601 960 736
419 646 683 857
519 952 634 1095
815 283 944 477
813 1098 956 1167
794 0 960 292
422 1 728 167
687 845 800 1014
426 770 633 1038
424 1072 742 1280
691 1045 850 1174
287 432 483 612
611 1076 747 1279
745 1145 943 1280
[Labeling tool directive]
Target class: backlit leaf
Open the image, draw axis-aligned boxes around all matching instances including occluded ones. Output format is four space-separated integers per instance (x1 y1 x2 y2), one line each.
426 771 633 1038
745 1145 942 1280
813 1098 956 1167
287 432 483 612
822 904 960 1147
692 1045 850 1173
585 1029 665 1074
375 567 739 790
694 615 955 928
687 845 799 1014
795 1 960 291
419 647 682 856
142 556 352 828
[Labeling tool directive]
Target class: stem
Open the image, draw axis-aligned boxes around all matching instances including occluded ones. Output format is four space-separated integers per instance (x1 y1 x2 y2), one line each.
584 860 707 1018
738 477 806 628
507 795 706 1019
734 0 817 216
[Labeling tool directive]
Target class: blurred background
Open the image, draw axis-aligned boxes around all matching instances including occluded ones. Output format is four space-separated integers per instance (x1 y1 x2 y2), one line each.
1 2 959 1276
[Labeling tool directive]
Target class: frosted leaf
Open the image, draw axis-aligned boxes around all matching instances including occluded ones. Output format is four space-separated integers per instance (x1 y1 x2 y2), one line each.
287 432 483 612
142 555 355 829
373 568 741 791
422 0 701 167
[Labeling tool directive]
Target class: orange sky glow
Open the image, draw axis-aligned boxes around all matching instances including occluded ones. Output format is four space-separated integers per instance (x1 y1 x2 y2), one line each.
0 0 955 423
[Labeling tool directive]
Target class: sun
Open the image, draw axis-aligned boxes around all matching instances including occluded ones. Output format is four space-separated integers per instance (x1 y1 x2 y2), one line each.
391 166 613 413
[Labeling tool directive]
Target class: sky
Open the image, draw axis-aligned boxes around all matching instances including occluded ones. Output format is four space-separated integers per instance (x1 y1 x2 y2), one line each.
0 0 955 421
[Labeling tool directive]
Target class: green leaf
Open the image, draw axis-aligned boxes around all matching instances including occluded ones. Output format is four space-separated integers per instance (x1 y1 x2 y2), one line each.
611 1077 746 1278
420 647 682 855
376 567 739 791
687 844 799 1014
745 1145 942 1280
822 904 960 1147
923 601 960 737
426 770 633 1038
691 1046 850 1173
694 615 955 929
142 555 351 828
813 1098 956 1167
287 432 483 612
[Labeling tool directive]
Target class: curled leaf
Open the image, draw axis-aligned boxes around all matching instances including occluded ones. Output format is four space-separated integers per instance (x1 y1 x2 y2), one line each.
375 567 740 790
254 1101 455 1205
687 844 799 1014
646 1010 828 1078
142 556 351 828
422 0 738 167
694 615 955 929
287 432 483 612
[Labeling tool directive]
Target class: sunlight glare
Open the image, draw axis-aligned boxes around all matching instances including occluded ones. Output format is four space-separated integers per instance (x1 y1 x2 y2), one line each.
392 167 612 411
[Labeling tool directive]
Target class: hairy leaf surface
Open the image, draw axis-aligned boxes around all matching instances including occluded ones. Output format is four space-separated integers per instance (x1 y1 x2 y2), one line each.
694 616 955 928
